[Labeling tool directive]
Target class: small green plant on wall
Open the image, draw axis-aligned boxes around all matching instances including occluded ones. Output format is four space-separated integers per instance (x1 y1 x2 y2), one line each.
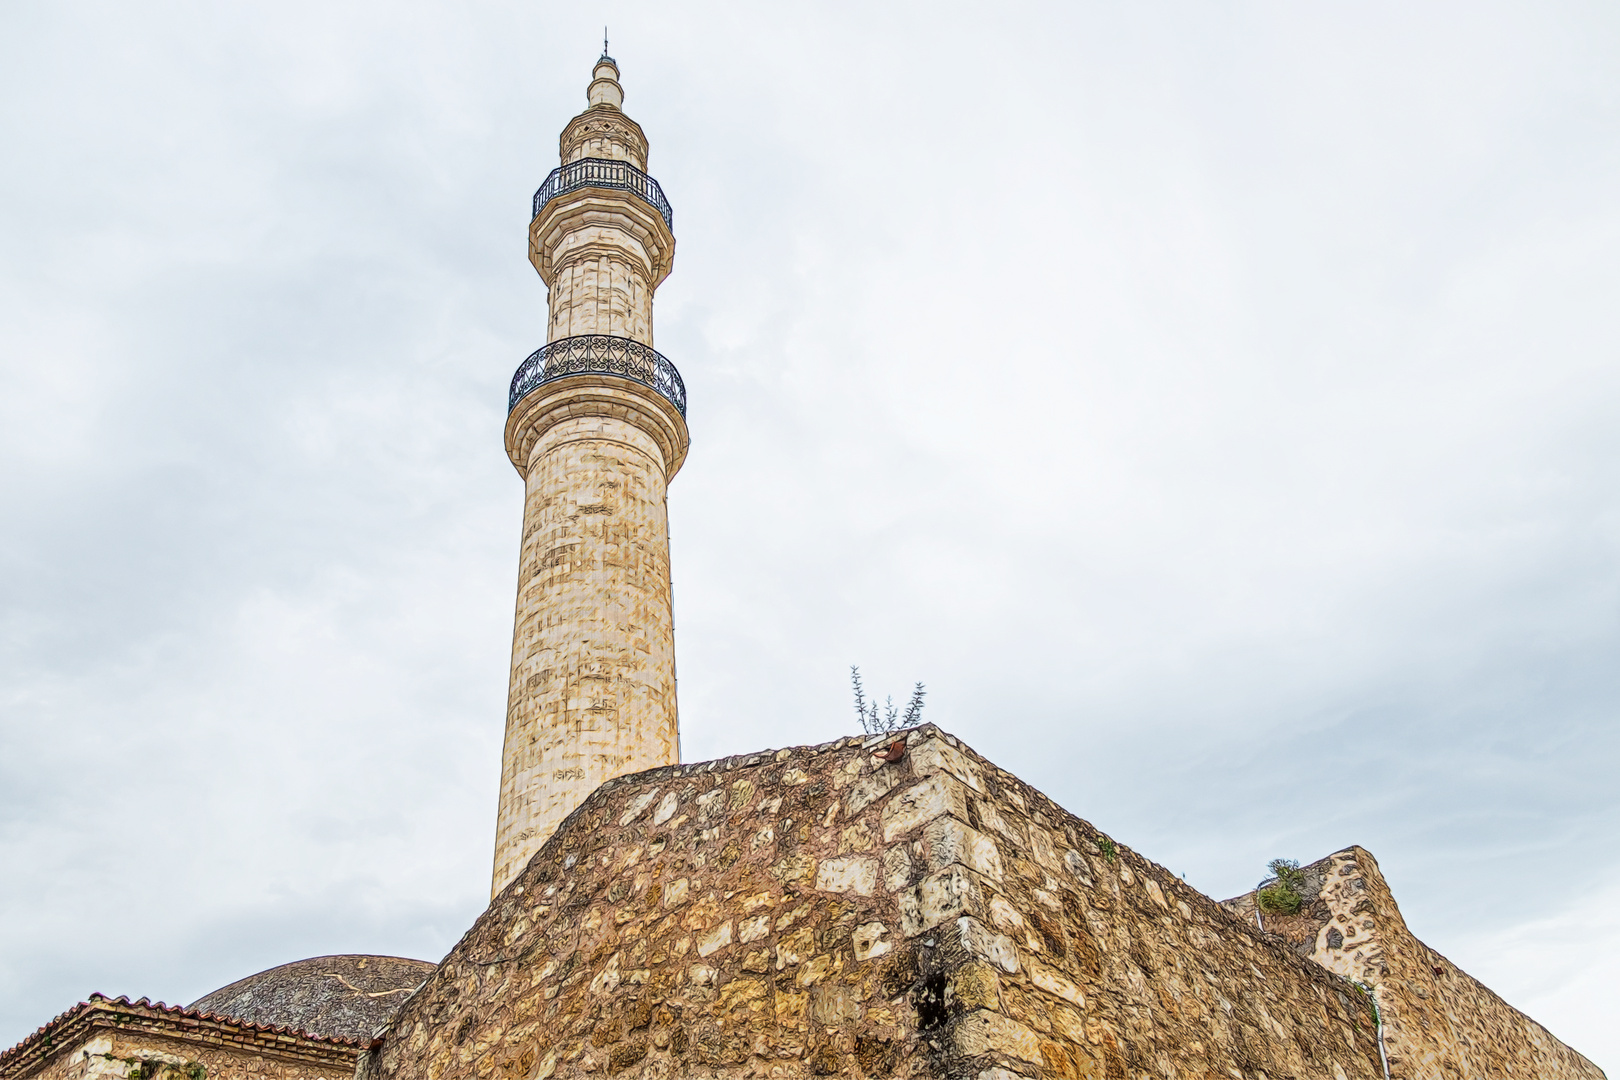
850 666 926 735
126 1061 206 1080
1257 858 1307 915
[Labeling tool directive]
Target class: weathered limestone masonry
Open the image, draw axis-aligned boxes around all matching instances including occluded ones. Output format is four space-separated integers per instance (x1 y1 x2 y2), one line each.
362 726 1388 1080
494 54 687 898
0 996 361 1080
1224 848 1604 1080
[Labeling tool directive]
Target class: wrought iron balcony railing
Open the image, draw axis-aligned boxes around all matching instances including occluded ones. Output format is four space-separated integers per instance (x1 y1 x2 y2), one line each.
531 157 673 230
509 334 687 417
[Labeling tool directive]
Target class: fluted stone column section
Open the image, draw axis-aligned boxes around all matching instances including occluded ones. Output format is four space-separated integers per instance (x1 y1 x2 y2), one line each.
493 56 687 898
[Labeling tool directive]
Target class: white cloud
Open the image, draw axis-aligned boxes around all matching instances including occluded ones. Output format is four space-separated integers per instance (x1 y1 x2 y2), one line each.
1456 873 1620 1070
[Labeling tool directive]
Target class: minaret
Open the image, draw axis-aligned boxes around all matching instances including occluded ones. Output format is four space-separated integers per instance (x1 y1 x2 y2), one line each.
492 50 687 897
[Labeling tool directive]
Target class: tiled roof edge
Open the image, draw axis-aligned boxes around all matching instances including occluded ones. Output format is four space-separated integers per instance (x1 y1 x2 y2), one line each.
0 992 365 1073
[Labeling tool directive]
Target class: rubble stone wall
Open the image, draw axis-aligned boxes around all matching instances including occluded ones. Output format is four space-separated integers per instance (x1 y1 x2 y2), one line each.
363 726 1386 1080
1225 848 1604 1080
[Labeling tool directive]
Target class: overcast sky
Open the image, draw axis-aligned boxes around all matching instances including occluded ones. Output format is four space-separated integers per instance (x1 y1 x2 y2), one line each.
2 0 1617 1069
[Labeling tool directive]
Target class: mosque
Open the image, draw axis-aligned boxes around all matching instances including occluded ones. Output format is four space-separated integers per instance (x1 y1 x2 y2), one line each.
0 53 1604 1080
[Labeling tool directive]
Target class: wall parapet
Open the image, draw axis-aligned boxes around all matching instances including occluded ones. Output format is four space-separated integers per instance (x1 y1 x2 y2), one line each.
363 725 1388 1080
1224 847 1605 1080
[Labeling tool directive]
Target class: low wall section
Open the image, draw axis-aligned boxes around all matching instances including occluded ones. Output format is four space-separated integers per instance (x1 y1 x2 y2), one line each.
1224 847 1603 1080
0 996 360 1080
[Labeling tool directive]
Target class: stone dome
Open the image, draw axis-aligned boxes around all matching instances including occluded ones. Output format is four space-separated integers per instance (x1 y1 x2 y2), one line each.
189 954 436 1042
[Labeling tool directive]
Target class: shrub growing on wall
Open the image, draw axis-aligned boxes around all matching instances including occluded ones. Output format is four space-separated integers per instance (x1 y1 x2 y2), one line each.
850 665 926 735
1257 858 1307 915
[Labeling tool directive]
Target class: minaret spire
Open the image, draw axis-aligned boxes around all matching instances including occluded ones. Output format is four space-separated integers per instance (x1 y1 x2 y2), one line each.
491 53 685 898
586 48 624 110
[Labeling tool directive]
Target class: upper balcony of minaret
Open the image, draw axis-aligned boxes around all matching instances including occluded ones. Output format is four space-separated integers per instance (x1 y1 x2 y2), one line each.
530 57 674 292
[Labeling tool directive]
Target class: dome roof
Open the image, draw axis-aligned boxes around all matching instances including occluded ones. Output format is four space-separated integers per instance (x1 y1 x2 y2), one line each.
189 954 436 1042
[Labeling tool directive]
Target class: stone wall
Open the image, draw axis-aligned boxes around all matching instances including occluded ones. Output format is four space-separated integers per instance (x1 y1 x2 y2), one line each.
1224 848 1604 1080
1 997 358 1080
363 726 1387 1080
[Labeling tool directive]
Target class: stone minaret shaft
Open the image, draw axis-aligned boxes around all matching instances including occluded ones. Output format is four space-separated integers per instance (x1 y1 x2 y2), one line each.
493 54 687 897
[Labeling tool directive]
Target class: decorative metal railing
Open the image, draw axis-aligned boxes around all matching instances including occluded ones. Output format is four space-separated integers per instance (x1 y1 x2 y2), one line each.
531 157 673 230
509 334 686 417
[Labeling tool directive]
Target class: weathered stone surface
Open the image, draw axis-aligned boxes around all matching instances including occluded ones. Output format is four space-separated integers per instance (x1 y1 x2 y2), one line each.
1023 957 1083 1008
1225 846 1605 1080
815 856 878 896
358 726 1402 1080
952 1011 1039 1064
851 922 892 962
922 817 1004 881
882 775 972 843
956 918 1019 974
900 866 979 937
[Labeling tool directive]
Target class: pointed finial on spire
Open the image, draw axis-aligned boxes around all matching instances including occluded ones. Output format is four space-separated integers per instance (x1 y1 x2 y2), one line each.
589 40 623 109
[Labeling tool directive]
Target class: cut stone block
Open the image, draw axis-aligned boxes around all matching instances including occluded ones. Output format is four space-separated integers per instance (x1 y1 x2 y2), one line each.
881 774 972 842
922 816 1004 881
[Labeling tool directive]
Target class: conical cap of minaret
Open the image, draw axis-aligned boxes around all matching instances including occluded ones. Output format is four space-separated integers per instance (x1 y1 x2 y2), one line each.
588 57 623 109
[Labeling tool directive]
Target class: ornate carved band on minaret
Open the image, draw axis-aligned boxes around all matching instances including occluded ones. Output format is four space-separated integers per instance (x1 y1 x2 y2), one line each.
492 54 688 898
